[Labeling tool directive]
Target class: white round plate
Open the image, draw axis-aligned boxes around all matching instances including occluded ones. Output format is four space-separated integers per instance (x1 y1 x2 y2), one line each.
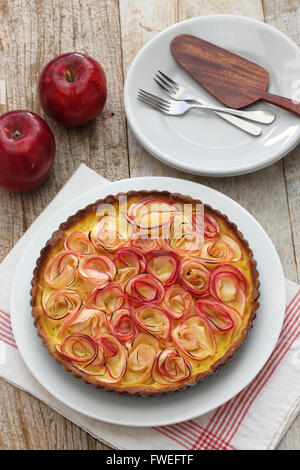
124 15 300 176
11 177 285 427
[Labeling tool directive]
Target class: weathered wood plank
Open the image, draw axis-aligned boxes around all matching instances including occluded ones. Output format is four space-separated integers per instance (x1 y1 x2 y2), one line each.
0 379 109 449
119 0 178 179
0 0 128 450
263 0 300 451
178 0 264 18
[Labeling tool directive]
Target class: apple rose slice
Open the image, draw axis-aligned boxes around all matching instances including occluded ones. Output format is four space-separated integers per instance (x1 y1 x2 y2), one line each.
58 333 97 363
44 251 79 288
162 213 203 256
125 274 165 305
172 315 216 360
195 299 235 334
201 233 241 264
98 334 127 383
90 214 127 252
128 233 161 253
125 197 177 231
192 212 220 241
78 255 116 286
195 299 242 348
163 284 193 319
64 231 95 255
125 333 160 385
86 283 127 316
210 264 248 316
134 305 171 340
179 258 210 297
152 347 192 385
58 308 107 340
146 251 179 285
109 308 136 343
79 347 106 377
42 288 82 321
113 248 146 285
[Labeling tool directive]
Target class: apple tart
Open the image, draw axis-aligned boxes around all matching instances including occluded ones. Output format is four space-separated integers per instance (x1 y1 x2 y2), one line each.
31 191 259 395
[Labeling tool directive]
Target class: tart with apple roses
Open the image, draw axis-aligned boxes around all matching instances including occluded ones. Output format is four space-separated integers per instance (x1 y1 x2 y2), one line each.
31 191 259 396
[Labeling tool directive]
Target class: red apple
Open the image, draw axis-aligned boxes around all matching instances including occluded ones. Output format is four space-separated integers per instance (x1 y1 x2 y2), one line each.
38 52 107 127
0 110 56 191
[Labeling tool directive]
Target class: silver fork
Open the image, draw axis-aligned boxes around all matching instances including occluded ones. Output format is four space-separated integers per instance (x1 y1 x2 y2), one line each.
153 71 275 134
138 89 263 137
154 71 275 125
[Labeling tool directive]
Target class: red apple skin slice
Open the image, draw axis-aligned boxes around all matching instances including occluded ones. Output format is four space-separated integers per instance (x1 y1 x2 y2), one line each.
86 282 128 315
113 248 146 285
195 299 242 334
209 264 248 315
58 333 98 363
200 234 242 264
146 250 180 286
179 258 210 297
58 308 107 340
161 213 203 256
78 254 116 286
99 334 127 382
42 288 82 321
163 284 193 319
65 231 95 255
134 304 171 340
109 308 136 343
90 214 127 252
125 273 165 305
44 251 79 289
127 233 161 253
172 315 216 360
125 197 177 230
192 212 220 241
125 332 160 385
151 347 192 385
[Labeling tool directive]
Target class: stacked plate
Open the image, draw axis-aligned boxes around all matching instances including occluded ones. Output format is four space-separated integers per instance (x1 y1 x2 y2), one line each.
124 15 300 176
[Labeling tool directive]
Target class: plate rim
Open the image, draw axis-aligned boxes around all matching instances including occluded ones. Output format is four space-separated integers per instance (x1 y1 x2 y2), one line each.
10 176 286 426
124 14 300 177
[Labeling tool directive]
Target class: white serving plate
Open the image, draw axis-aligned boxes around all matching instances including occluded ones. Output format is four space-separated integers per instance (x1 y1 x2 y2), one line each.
124 15 300 176
11 177 285 426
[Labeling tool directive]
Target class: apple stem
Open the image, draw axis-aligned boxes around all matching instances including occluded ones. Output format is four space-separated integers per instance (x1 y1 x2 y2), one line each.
65 70 75 82
12 130 22 139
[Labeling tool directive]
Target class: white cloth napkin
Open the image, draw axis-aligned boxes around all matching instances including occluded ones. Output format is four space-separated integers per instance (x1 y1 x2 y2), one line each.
1 164 300 450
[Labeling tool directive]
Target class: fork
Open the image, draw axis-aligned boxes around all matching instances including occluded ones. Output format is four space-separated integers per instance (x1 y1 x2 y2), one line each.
154 71 275 125
138 89 263 136
153 71 275 134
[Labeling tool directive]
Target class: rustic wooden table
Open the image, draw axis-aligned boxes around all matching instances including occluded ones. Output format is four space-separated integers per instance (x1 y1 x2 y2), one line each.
0 0 299 450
